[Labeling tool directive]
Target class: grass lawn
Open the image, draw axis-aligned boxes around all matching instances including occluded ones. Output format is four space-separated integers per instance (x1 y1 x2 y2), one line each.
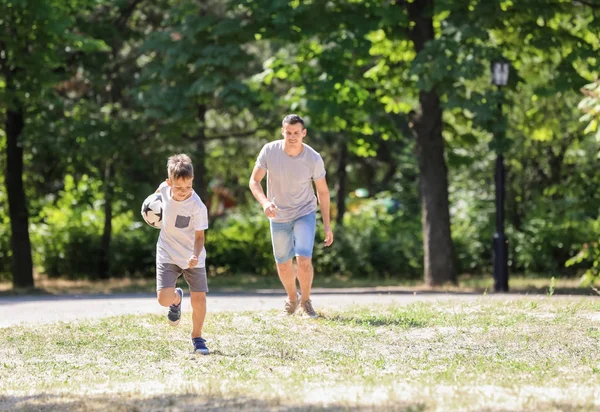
1 297 600 411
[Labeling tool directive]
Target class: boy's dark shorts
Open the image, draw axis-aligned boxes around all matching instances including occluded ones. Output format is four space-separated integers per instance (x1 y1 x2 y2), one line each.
156 263 208 293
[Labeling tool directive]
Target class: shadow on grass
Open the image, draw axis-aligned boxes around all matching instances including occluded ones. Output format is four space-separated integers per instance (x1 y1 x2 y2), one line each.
0 393 428 412
323 314 427 328
478 403 596 412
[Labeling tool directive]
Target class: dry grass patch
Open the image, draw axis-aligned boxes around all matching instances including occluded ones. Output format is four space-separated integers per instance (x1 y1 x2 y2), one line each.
2 273 599 297
1 297 600 411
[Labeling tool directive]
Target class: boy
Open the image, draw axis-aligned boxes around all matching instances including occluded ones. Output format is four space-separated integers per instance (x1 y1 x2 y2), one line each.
154 153 210 354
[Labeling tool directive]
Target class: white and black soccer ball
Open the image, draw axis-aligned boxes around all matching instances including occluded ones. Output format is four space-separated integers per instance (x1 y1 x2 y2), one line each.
141 193 163 229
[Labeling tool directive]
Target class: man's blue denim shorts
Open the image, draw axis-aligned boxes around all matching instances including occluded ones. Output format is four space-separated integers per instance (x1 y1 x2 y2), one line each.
269 211 316 264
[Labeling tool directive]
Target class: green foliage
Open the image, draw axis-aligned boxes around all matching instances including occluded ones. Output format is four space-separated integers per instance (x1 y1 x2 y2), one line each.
314 195 423 280
31 175 103 278
137 0 259 124
30 175 156 279
566 232 600 287
579 80 600 141
0 0 109 107
2 0 600 285
0 132 10 280
207 210 273 277
566 77 600 284
450 185 494 274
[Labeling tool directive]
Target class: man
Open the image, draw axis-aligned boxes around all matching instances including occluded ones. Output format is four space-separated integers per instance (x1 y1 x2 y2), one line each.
249 114 334 318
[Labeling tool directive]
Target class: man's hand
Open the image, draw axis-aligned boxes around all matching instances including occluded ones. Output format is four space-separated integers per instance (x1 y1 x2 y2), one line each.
188 255 198 268
262 201 278 218
323 227 334 247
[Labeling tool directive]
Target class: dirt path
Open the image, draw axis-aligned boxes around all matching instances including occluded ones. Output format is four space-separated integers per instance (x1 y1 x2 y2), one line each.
0 287 589 328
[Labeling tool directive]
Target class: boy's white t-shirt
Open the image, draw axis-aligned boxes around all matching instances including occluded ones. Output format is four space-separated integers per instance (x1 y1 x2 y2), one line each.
156 182 209 269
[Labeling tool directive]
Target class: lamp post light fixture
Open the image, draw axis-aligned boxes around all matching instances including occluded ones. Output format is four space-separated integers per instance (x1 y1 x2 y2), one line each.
491 60 510 292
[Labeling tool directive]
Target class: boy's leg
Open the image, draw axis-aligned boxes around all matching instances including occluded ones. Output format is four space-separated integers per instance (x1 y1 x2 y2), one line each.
156 263 183 307
189 291 207 338
184 267 209 354
156 263 184 326
270 219 298 302
183 267 209 338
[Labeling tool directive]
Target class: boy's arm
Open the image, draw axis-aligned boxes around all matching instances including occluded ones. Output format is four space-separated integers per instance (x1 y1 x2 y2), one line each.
314 177 334 247
193 230 205 257
188 230 205 268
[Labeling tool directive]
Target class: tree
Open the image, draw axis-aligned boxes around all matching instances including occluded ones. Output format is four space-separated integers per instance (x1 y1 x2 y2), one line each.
137 0 262 201
579 80 600 139
0 0 107 287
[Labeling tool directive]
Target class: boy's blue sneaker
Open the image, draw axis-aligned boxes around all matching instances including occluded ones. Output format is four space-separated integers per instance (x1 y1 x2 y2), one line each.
168 287 183 326
192 337 209 355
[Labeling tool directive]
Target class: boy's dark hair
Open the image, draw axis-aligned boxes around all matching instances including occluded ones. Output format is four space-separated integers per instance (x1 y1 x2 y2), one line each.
282 114 305 128
167 154 194 180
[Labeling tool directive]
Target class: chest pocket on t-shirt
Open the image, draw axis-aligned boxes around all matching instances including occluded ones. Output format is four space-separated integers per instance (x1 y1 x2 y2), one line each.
175 215 191 229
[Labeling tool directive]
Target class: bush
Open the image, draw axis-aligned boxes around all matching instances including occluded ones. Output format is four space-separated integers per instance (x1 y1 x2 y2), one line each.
207 210 274 276
31 174 157 279
565 216 600 286
313 194 423 280
207 196 424 281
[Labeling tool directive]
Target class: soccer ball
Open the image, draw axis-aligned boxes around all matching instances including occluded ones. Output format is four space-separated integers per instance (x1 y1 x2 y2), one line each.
141 193 163 229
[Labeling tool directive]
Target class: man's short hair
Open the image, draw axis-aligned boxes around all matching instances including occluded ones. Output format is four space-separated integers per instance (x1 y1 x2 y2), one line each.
282 114 305 128
167 154 194 181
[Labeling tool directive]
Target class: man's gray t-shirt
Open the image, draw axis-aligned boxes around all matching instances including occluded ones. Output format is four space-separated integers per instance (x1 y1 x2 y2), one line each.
256 140 326 222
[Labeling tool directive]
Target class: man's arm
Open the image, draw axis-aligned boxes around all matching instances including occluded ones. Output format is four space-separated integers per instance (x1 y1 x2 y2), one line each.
249 166 269 206
314 177 334 246
249 166 277 218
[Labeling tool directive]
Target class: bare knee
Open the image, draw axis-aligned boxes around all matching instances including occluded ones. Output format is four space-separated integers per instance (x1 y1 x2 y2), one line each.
276 260 294 274
190 292 206 310
296 257 313 272
157 289 176 307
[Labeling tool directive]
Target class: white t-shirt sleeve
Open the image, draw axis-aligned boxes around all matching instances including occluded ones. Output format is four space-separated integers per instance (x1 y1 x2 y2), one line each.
256 145 268 170
312 154 326 180
157 181 168 192
194 203 209 231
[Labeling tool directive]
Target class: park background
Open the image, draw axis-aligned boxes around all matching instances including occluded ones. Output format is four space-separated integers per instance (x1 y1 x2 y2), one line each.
1 0 600 292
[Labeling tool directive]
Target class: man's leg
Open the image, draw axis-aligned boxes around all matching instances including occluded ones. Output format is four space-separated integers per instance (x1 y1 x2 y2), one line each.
276 259 299 301
270 219 297 301
296 256 313 302
293 212 317 301
293 212 318 318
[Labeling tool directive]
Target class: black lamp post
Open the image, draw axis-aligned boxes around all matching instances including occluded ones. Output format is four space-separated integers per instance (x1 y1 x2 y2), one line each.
491 60 509 292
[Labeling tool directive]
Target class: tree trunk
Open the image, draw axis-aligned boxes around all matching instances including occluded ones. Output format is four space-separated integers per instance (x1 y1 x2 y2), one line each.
5 106 34 288
97 159 114 279
407 0 457 285
196 104 208 201
335 137 347 226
